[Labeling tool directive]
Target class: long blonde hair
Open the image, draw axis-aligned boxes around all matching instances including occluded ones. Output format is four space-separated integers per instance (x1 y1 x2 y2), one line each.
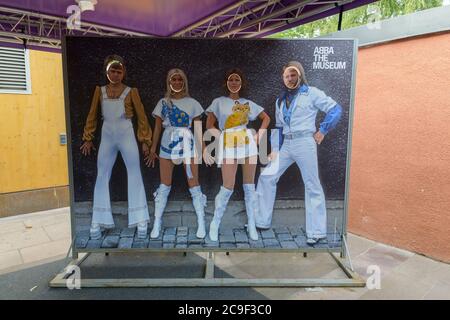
283 61 308 86
165 68 190 106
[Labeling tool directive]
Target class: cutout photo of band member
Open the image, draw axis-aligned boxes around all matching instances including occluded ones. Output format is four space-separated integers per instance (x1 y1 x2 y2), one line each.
148 68 207 239
256 61 342 245
205 68 270 241
80 55 152 240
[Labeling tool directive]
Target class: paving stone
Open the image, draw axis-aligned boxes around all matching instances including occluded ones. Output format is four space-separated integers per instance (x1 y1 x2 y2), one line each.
273 227 289 234
106 228 122 236
188 238 204 244
277 233 294 242
148 233 162 241
288 226 303 237
280 241 298 249
260 229 276 239
203 243 219 248
148 241 162 249
176 226 188 236
236 243 250 249
176 236 188 244
234 230 249 243
163 243 175 249
76 230 90 238
101 236 120 248
219 234 235 243
120 227 136 238
117 237 134 249
162 234 176 242
263 238 281 248
219 229 234 236
294 235 307 248
220 243 237 249
164 227 177 236
85 239 103 249
204 236 219 247
187 232 198 241
327 233 342 248
188 244 203 249
75 236 89 249
249 239 264 248
132 240 149 248
175 244 188 249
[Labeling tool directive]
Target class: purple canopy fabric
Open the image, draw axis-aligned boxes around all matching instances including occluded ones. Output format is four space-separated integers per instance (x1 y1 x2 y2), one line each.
0 0 377 37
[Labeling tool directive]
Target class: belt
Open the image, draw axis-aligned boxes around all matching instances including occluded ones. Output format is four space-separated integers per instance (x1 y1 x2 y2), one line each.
283 131 313 139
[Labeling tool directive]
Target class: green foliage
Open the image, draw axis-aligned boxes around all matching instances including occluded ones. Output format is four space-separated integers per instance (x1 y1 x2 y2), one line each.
269 0 443 39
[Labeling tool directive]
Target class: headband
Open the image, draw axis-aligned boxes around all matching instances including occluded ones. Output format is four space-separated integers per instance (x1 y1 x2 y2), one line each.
106 60 123 72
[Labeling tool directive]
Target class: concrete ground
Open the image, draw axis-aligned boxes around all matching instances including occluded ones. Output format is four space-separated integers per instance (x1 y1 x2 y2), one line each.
0 207 449 300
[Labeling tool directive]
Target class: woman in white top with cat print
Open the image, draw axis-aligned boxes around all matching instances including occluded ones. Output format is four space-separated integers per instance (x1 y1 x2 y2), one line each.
205 68 270 241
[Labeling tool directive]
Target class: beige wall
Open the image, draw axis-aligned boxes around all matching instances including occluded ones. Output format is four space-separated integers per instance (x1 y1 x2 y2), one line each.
348 32 450 263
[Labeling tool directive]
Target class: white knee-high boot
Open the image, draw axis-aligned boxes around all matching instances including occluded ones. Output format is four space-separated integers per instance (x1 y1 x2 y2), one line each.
150 184 171 239
209 186 233 241
243 184 259 241
189 186 207 239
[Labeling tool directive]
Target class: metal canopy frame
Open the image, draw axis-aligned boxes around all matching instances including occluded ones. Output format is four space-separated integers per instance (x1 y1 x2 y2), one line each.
0 0 370 49
0 6 149 49
172 0 355 38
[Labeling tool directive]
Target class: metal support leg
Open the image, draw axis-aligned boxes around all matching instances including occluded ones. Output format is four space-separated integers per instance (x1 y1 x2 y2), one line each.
205 252 215 279
49 250 366 288
341 235 354 272
49 252 91 287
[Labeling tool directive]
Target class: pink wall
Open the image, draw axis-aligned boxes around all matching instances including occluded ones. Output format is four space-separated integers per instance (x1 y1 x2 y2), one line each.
349 32 450 262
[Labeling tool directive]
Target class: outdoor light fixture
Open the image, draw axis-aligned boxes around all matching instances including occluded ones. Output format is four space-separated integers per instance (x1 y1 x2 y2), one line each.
75 0 97 12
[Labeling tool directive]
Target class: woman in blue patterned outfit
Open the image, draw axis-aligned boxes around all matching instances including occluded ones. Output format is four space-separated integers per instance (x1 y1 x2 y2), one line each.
148 68 206 239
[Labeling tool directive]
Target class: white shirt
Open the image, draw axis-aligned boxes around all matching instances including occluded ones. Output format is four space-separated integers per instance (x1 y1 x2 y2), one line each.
152 97 203 128
205 96 264 130
152 97 203 159
206 96 264 162
275 86 337 135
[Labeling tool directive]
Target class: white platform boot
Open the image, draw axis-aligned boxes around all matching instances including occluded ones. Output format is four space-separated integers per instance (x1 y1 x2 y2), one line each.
150 184 171 239
137 221 148 239
89 223 102 240
189 186 207 239
209 186 233 241
243 184 259 241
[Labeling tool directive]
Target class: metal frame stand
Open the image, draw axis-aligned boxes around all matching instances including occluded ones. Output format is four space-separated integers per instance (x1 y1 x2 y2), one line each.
49 243 366 288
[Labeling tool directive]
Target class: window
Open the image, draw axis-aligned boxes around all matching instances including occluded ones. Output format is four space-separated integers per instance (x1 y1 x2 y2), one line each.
0 46 31 94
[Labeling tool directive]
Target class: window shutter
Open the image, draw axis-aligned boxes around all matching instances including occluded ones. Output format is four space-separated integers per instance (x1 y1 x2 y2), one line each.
0 47 31 93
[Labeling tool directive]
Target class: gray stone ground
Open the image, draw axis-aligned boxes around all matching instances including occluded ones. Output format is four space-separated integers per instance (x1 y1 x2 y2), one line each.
73 200 344 250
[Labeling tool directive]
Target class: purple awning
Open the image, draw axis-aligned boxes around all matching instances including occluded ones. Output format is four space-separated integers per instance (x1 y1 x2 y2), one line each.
0 0 378 37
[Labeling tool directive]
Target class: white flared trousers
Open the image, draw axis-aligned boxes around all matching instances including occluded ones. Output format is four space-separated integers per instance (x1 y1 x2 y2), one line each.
255 136 327 238
91 91 149 228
